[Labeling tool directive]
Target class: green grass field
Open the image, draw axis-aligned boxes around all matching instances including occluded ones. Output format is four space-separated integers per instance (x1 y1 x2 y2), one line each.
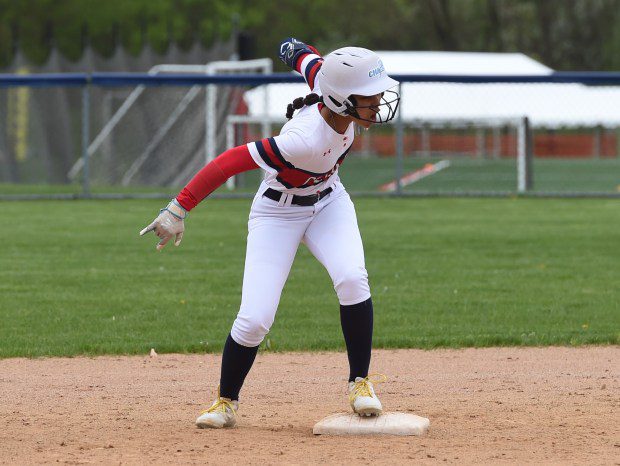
3 156 619 197
341 157 620 193
1 197 618 358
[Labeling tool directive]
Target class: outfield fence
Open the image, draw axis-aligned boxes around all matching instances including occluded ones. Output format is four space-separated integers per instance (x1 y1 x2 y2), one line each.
1 70 620 199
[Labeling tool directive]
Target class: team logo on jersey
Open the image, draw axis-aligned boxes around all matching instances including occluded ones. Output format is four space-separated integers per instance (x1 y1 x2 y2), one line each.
368 60 385 78
298 163 342 186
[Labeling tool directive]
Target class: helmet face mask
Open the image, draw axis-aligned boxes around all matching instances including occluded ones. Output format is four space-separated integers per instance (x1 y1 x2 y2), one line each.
318 46 400 125
344 90 400 124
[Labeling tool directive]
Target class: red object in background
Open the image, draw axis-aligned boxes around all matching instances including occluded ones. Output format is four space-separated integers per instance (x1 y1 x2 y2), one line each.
352 132 617 158
233 90 251 145
534 133 617 158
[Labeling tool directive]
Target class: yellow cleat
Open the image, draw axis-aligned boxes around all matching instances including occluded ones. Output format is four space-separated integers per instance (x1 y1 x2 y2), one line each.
196 397 238 429
348 373 386 416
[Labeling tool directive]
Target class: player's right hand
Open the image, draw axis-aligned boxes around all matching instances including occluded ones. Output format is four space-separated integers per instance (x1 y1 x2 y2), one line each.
140 199 187 251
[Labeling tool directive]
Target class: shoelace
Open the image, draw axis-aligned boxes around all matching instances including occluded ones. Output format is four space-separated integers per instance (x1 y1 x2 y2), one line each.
200 397 236 416
348 373 387 402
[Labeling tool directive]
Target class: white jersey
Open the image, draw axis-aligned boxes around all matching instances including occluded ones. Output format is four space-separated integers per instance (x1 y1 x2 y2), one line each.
247 59 355 196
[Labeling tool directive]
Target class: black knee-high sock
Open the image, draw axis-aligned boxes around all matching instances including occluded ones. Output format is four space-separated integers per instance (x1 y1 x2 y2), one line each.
219 334 259 401
340 297 373 382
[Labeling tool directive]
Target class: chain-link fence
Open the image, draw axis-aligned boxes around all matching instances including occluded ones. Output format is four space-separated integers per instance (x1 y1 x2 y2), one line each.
1 71 620 199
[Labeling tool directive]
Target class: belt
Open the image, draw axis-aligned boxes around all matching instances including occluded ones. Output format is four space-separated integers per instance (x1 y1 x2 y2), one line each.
263 187 332 206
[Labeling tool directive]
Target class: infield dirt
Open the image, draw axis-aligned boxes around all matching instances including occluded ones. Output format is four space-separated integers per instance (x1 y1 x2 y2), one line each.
1 346 618 465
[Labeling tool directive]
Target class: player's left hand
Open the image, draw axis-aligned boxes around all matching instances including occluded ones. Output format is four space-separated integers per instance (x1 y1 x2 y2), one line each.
140 199 187 251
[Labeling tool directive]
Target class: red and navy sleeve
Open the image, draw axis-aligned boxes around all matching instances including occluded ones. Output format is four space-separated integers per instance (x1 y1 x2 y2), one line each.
176 145 259 211
278 37 323 90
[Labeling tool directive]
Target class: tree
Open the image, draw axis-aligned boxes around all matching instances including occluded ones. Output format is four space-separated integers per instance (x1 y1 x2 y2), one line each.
1 0 619 70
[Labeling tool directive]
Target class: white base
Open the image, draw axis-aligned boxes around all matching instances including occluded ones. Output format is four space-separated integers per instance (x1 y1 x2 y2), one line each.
313 412 430 436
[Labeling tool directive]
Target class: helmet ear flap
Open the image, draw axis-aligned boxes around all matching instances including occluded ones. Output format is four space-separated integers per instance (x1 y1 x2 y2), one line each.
343 95 360 118
327 95 344 110
326 94 359 118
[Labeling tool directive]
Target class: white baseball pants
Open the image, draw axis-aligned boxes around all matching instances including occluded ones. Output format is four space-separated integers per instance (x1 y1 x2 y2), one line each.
230 181 371 347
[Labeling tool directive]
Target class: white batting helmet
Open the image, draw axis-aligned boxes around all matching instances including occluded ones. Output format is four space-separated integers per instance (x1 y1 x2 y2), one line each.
318 47 399 121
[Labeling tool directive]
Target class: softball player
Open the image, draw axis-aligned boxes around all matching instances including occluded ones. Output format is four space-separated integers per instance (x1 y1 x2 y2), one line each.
141 38 400 429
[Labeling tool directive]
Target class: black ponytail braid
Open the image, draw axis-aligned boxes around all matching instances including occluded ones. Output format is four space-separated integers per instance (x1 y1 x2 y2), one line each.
286 93 323 119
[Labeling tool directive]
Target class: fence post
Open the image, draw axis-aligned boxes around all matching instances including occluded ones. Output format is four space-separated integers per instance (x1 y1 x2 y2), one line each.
517 116 533 193
593 125 602 158
81 80 91 197
395 82 404 195
205 79 215 164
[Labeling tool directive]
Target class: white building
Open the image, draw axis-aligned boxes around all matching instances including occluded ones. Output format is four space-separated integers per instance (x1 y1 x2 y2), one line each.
244 51 620 129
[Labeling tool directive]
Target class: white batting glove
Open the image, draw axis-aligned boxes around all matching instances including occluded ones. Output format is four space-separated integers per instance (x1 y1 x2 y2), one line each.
140 199 187 251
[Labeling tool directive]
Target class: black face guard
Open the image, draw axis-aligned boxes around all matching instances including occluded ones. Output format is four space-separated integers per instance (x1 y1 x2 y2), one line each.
344 89 400 124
